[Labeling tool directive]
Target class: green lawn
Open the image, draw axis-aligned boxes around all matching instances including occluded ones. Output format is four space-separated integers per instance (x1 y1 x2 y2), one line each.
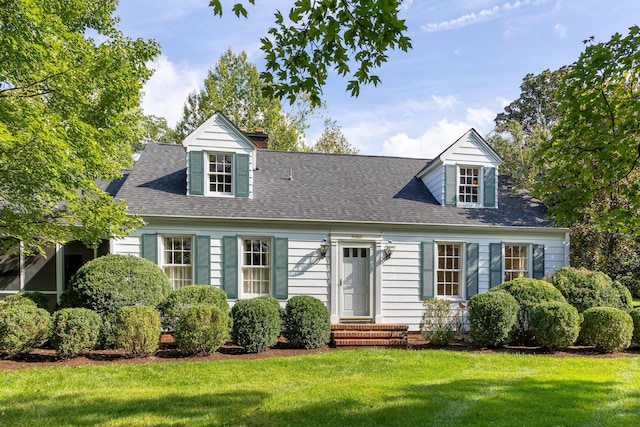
1 349 639 426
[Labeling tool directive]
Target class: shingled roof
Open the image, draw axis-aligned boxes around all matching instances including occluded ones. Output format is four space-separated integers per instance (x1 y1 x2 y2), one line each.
114 143 555 228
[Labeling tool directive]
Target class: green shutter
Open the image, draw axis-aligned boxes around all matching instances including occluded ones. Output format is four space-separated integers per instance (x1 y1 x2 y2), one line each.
141 234 158 264
234 153 250 197
489 243 502 288
188 151 205 195
466 243 479 298
273 238 288 299
420 241 434 299
222 236 238 299
444 164 457 206
533 244 545 279
484 167 496 208
195 235 211 285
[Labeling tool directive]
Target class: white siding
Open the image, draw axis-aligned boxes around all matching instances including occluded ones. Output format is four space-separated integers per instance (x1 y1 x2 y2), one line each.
421 166 444 205
116 222 569 331
443 135 497 166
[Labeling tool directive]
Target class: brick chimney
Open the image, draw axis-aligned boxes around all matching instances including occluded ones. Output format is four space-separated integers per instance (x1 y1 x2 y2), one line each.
243 128 269 149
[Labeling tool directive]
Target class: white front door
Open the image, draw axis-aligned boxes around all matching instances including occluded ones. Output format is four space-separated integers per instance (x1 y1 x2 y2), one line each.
340 247 370 318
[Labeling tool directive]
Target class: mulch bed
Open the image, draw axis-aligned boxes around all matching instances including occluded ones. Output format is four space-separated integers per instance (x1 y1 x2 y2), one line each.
1 335 639 371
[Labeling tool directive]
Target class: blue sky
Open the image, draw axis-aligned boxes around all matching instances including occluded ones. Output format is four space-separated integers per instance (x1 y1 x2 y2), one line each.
116 0 639 158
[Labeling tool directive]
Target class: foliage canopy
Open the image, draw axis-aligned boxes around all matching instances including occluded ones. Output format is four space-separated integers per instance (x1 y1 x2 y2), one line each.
0 0 159 253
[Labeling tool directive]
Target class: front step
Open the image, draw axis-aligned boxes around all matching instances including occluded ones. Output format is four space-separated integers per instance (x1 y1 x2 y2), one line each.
331 323 409 347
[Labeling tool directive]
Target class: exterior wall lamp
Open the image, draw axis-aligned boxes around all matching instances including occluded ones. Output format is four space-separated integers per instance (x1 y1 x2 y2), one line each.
384 240 396 260
319 238 329 258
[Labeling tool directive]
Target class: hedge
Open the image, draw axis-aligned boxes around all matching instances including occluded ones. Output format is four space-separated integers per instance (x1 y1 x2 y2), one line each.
551 267 632 313
529 301 580 351
0 304 51 358
159 285 229 330
283 296 330 349
468 291 518 347
50 308 103 358
580 307 633 353
174 304 229 355
231 297 282 353
60 255 172 316
113 305 161 357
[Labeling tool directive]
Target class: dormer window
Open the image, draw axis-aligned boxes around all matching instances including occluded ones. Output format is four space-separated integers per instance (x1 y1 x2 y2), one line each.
208 153 233 195
458 167 480 204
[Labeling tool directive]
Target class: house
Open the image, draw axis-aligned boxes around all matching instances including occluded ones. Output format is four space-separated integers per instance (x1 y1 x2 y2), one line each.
0 112 569 329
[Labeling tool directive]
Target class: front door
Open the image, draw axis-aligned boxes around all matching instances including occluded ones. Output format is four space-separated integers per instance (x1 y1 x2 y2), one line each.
340 247 370 318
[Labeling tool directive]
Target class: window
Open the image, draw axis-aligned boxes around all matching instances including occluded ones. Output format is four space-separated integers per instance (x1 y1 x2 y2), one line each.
437 243 462 297
504 244 528 281
208 153 233 194
163 236 192 289
242 238 270 296
458 167 480 204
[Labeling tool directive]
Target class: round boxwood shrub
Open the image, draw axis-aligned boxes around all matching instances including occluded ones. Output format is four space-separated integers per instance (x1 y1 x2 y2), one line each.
60 255 172 316
468 291 518 347
4 292 49 311
1 293 37 310
0 304 51 358
490 278 566 344
580 307 633 353
231 297 282 353
551 267 633 313
50 308 103 358
529 301 580 351
113 305 161 357
159 285 230 330
174 304 229 355
631 308 640 344
283 296 330 349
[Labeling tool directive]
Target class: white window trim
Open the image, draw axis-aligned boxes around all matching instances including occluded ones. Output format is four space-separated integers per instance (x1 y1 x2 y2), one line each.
456 165 484 208
434 241 466 300
205 152 235 197
239 236 273 299
160 235 194 290
503 243 532 281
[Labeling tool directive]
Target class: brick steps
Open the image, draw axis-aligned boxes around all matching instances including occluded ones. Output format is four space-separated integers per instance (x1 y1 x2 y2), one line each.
331 323 408 347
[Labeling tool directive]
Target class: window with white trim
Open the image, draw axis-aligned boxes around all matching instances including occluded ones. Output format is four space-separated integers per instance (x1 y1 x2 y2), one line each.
504 244 529 281
458 167 480 204
163 236 193 289
208 153 233 195
242 238 271 296
437 243 462 297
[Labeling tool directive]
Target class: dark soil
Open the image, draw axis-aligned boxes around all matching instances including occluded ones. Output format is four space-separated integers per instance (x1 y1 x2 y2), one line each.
1 335 639 371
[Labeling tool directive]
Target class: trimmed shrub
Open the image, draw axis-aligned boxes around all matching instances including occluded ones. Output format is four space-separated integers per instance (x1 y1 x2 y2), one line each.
491 278 566 344
174 305 229 355
50 308 103 358
4 292 49 311
159 285 230 330
0 304 51 358
283 296 330 349
231 297 282 353
60 255 172 316
419 299 456 345
629 308 640 344
580 307 633 353
1 293 37 309
529 301 580 350
468 291 518 347
113 306 161 357
551 267 633 313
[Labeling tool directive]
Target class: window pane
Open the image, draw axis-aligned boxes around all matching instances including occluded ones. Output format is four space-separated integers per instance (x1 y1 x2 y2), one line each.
242 239 270 295
436 244 462 297
163 237 193 290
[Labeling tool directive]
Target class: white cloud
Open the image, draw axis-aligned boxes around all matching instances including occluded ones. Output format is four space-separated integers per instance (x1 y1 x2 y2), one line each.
141 56 206 126
379 119 474 159
553 23 568 38
465 107 495 130
422 0 550 32
432 95 459 110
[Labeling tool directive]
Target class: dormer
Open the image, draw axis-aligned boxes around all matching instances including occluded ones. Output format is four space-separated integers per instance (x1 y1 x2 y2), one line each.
417 129 501 208
182 112 256 198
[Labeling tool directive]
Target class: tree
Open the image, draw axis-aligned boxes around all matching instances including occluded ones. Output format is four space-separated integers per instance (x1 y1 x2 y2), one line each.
208 1 412 107
0 0 159 253
490 68 566 190
309 117 358 154
139 115 180 149
535 26 640 234
173 49 304 151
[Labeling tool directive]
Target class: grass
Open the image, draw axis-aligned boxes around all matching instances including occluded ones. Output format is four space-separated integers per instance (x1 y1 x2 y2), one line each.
1 349 639 426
